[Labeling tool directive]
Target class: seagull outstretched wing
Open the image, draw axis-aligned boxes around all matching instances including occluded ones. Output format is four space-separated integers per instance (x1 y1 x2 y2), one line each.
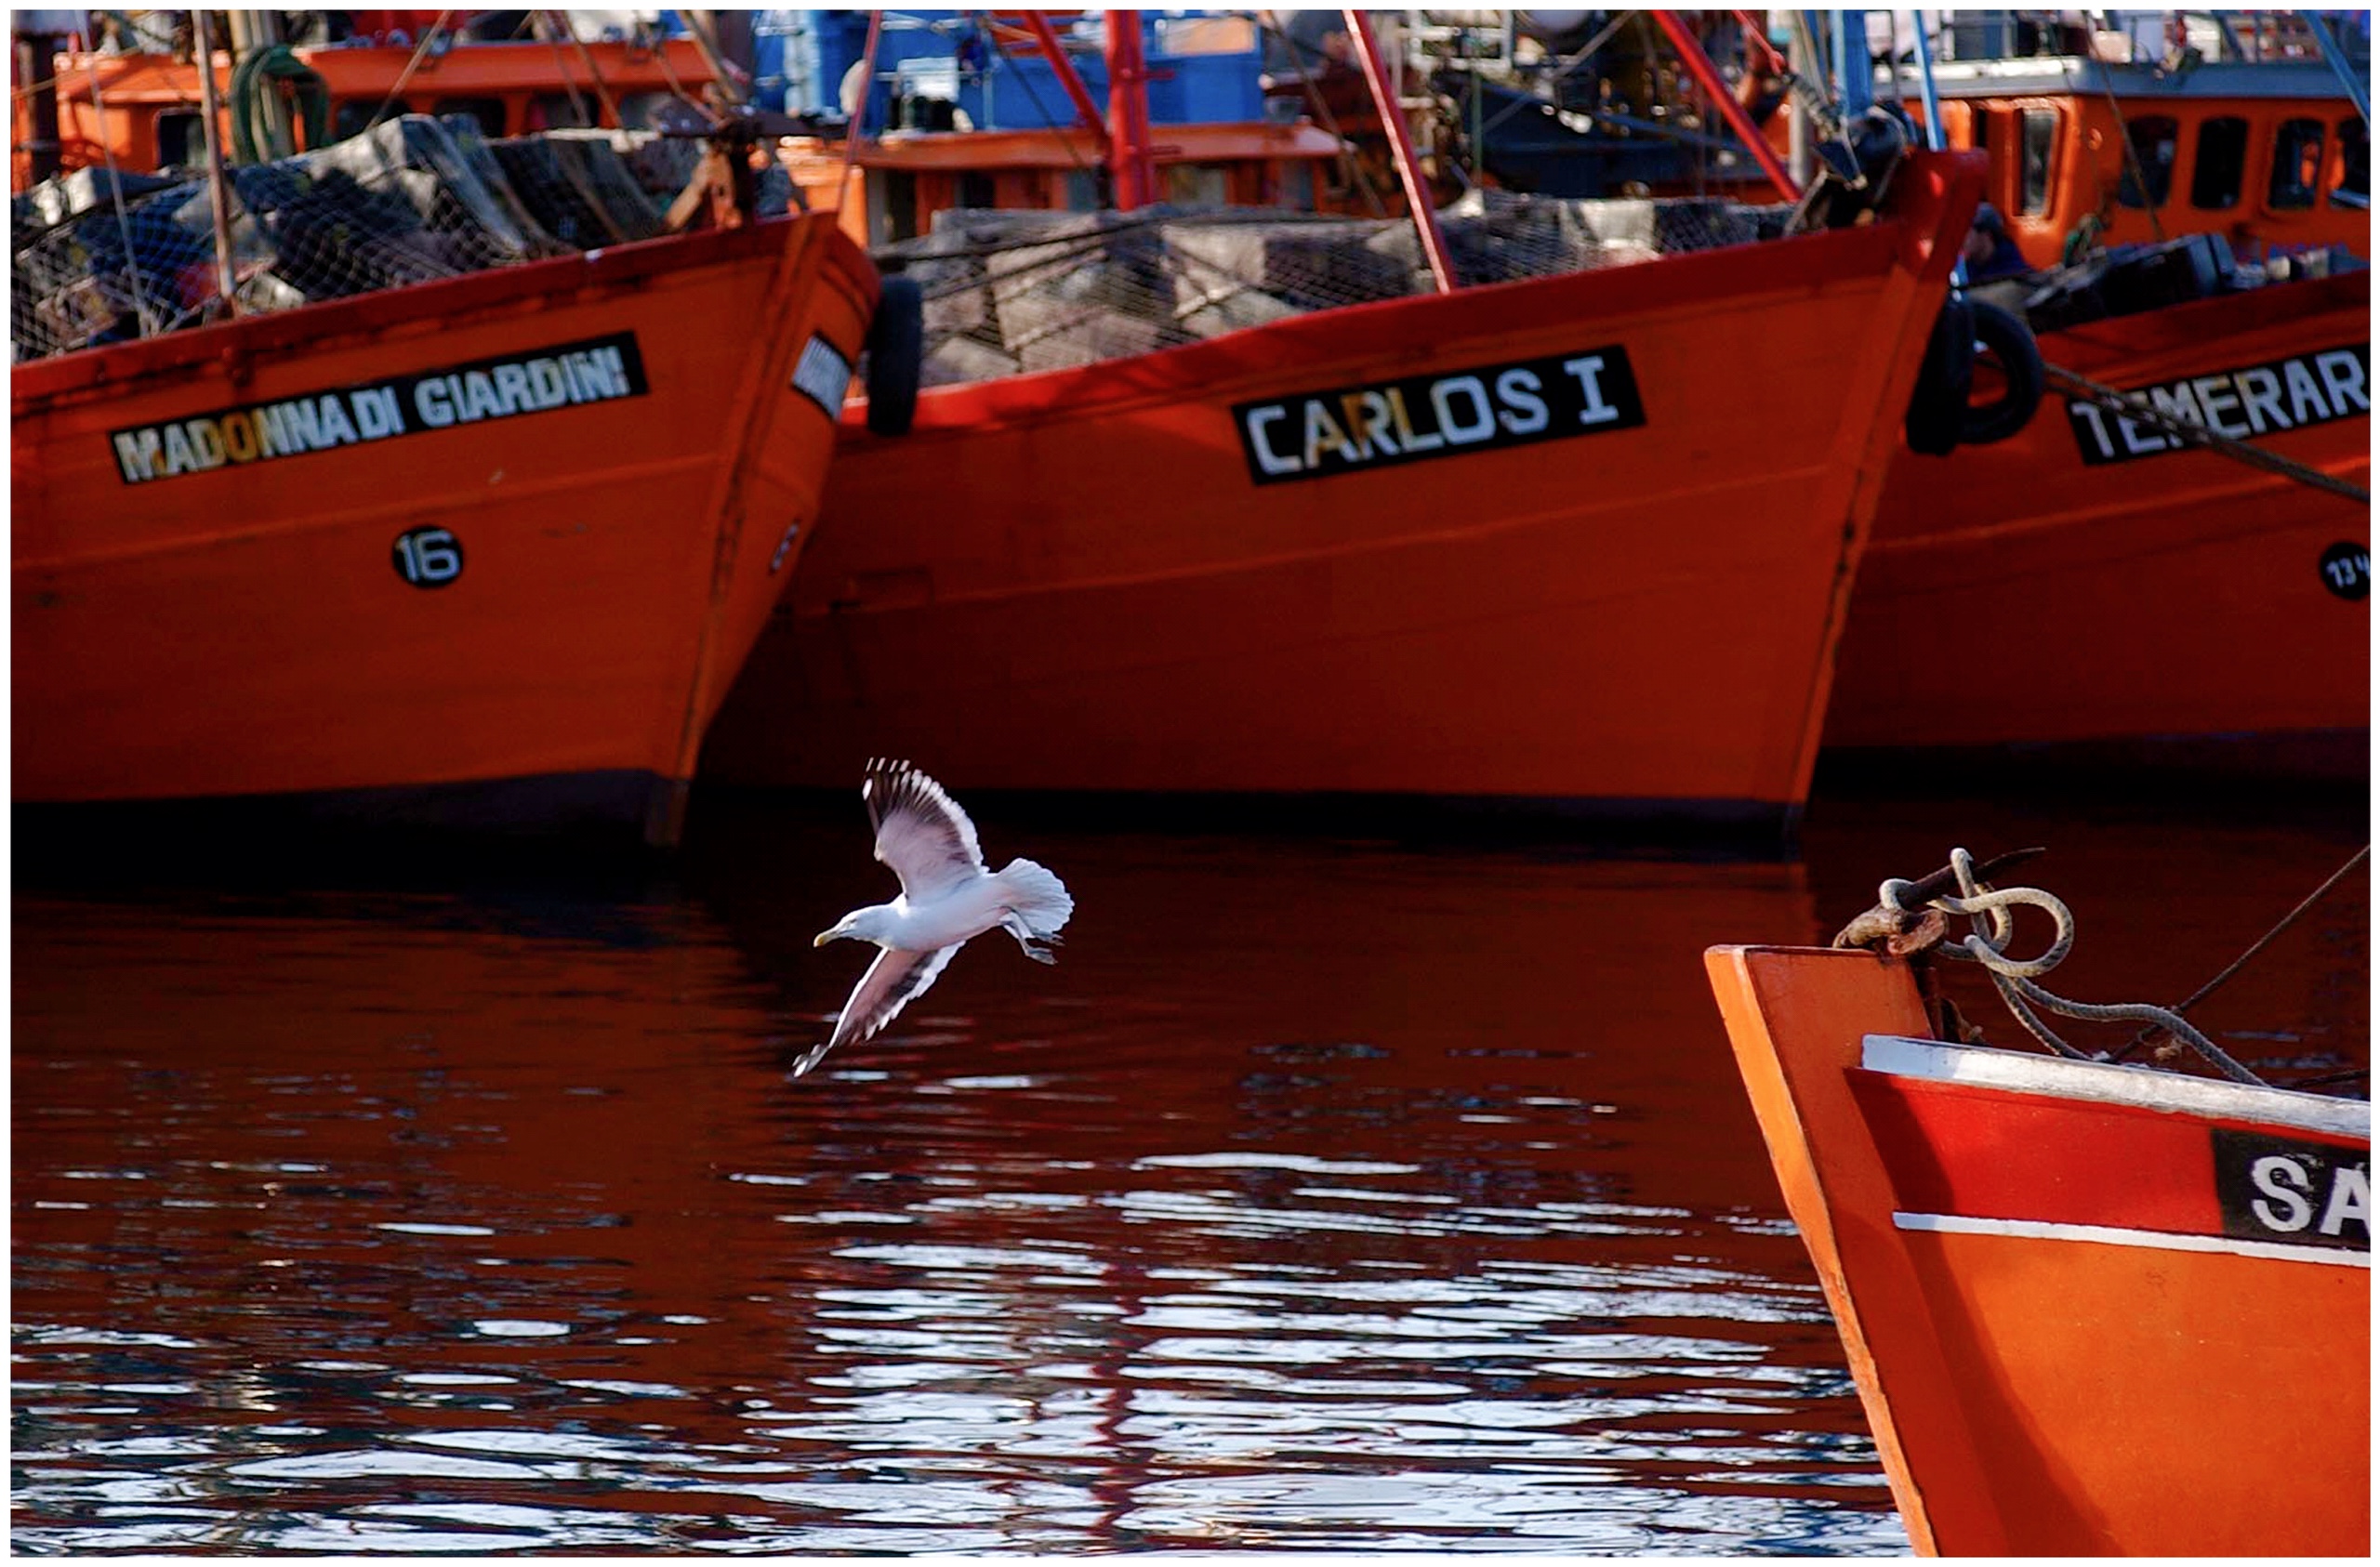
795 942 961 1076
864 758 985 902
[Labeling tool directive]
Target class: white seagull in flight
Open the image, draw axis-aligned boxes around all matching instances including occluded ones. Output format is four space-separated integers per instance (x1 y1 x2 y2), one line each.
801 759 1075 1077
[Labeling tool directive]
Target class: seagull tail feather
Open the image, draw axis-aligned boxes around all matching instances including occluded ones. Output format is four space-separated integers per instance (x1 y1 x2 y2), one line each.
995 858 1074 941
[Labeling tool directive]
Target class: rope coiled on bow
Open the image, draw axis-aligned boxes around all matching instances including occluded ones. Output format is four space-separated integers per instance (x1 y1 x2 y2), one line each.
1881 847 2267 1086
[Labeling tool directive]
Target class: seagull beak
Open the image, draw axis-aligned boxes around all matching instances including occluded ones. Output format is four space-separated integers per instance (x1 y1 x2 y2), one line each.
813 929 836 947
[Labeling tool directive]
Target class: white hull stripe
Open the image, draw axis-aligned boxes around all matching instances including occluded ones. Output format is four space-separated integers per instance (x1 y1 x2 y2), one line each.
1894 1210 2371 1268
1861 1034 2372 1140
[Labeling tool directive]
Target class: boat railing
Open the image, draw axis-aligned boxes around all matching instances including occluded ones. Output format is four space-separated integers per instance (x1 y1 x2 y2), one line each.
1832 844 2373 1100
9 115 793 364
884 188 1792 388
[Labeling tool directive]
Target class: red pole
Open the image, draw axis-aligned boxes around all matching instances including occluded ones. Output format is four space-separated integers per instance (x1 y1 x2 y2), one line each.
190 10 238 314
1653 9 1803 202
1103 9 1157 210
1732 8 1792 76
1342 8 1454 294
835 9 882 218
1020 10 1105 131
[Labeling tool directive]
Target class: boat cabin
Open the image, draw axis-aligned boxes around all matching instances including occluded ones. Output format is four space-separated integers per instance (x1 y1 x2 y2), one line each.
1884 55 2368 266
779 120 1356 248
13 38 719 192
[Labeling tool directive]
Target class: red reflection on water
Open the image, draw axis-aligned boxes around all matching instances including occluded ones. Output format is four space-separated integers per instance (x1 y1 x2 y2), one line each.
31 789 2354 1553
15 827 1906 1552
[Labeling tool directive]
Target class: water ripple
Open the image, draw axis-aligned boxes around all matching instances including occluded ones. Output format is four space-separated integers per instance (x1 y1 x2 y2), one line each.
46 817 2340 1551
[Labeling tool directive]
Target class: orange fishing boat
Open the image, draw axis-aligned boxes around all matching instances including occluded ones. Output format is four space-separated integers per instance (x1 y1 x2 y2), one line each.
700 3 2000 839
699 144 1987 836
1706 852 2369 1556
1264 12 2368 266
1879 32 2370 269
13 125 880 845
1826 264 2369 771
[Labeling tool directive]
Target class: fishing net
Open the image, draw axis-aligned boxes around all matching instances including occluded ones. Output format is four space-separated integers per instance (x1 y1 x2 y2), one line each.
9 115 793 362
886 189 1789 386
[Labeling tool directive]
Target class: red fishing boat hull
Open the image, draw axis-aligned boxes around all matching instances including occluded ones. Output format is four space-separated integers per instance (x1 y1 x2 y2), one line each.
1826 271 2370 768
13 214 879 840
701 154 1986 831
1706 944 2370 1556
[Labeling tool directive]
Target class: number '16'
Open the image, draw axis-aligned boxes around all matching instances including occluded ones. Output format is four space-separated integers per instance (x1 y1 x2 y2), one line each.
393 526 463 588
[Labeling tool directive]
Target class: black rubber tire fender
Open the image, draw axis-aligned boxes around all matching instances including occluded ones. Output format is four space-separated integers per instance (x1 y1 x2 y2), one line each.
864 273 924 438
1955 298 2047 448
1903 294 1975 457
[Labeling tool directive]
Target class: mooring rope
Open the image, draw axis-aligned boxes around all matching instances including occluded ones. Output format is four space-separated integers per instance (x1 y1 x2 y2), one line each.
1881 847 2268 1085
2043 360 2371 505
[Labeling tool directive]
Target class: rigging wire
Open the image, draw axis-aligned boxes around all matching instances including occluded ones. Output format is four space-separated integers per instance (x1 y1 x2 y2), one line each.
2113 844 2372 1063
1476 9 1637 139
986 12 1099 178
361 10 456 137
2063 50 2167 243
2043 361 2372 505
530 10 594 127
75 25 158 338
1257 11 1388 217
645 20 723 126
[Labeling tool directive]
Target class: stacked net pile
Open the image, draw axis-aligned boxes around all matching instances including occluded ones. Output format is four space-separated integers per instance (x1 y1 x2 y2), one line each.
11 117 789 362
893 188 1790 387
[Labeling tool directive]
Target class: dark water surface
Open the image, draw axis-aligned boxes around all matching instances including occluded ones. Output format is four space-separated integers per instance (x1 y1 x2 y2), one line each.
13 784 2366 1554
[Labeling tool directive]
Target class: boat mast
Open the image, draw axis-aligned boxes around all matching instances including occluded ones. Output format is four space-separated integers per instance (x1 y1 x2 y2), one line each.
1830 8 1871 117
546 10 623 126
2307 11 2370 130
1342 7 1454 294
1652 11 1803 202
835 10 882 230
1786 13 1815 187
1019 11 1105 132
678 9 749 107
1908 7 1947 149
1103 10 1157 210
1906 9 1964 285
190 9 239 315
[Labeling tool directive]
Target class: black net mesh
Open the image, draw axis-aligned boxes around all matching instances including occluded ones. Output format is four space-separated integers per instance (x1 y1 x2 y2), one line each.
886 190 1791 388
11 116 792 362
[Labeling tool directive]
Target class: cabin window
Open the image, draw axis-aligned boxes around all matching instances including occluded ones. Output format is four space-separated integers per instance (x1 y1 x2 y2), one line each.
1971 108 2006 207
613 91 681 131
331 98 408 141
431 97 509 137
2117 114 2177 208
2335 117 2370 207
954 170 997 209
152 107 202 169
880 169 919 242
524 92 593 130
1278 159 1315 213
1163 162 1231 209
2018 109 2057 216
2188 116 2249 209
1063 168 1101 212
2268 118 2325 209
